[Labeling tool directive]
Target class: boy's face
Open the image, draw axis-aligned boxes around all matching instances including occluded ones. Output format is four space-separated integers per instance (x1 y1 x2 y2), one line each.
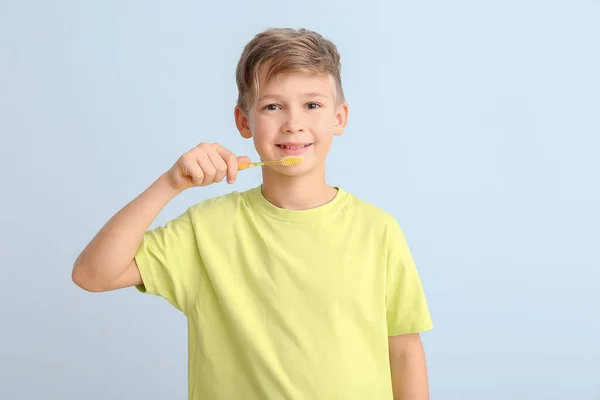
235 64 348 177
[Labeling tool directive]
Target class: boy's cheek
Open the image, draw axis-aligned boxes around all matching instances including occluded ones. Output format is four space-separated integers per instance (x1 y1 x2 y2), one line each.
253 120 277 136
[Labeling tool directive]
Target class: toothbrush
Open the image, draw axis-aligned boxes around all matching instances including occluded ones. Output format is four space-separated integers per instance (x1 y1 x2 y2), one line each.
238 155 304 171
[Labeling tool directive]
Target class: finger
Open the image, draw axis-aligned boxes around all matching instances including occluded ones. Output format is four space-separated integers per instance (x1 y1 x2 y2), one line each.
183 154 204 186
196 152 216 185
207 150 228 183
236 156 251 172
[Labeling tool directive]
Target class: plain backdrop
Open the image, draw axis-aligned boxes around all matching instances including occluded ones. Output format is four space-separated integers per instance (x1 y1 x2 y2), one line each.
1 1 599 399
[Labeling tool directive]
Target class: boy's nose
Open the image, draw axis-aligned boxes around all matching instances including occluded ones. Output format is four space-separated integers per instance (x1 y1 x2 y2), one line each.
282 118 304 133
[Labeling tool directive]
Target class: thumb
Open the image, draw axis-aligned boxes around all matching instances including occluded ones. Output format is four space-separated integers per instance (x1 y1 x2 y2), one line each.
228 156 251 183
236 156 251 171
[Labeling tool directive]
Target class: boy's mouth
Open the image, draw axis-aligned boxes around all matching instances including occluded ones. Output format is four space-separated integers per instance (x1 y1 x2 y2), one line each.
275 143 313 155
276 143 312 149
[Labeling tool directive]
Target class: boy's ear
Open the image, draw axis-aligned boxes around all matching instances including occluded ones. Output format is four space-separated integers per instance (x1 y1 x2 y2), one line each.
234 106 252 139
333 102 349 136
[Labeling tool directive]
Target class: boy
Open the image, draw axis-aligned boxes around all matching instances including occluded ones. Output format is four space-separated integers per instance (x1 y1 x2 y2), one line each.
72 27 433 399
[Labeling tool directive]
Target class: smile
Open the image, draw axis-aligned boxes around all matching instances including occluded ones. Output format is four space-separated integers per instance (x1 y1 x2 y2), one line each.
276 143 312 149
275 143 313 155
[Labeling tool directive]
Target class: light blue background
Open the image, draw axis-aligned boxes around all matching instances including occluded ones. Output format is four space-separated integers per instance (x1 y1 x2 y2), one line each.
1 1 599 399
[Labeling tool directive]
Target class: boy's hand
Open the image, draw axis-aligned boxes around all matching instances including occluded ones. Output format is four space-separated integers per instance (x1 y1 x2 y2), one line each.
166 142 249 192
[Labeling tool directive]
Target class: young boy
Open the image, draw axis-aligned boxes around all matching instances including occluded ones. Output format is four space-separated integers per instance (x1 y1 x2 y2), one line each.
73 27 433 399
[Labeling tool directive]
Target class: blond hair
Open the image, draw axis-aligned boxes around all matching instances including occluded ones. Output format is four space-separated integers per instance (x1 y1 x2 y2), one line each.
235 28 345 112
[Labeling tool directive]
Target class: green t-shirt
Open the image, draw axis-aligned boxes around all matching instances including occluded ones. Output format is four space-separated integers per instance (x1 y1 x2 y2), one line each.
135 185 432 399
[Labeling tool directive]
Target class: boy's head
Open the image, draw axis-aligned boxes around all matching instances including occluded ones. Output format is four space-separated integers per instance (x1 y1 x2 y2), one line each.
234 28 349 177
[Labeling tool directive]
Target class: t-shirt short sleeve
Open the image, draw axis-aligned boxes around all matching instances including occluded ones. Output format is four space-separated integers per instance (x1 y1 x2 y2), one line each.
134 208 203 315
386 220 433 336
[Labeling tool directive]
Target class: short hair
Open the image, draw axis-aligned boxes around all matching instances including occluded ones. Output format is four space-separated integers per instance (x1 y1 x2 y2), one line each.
235 28 345 112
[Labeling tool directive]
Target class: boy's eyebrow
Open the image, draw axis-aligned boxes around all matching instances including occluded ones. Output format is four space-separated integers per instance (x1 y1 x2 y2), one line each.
302 92 329 98
258 94 281 101
258 92 330 101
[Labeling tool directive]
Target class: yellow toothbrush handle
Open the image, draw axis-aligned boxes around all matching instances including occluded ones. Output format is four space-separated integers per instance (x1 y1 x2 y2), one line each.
238 161 262 170
238 159 285 171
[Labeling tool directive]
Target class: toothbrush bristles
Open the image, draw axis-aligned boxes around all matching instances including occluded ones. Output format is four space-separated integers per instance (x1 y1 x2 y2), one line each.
280 156 304 166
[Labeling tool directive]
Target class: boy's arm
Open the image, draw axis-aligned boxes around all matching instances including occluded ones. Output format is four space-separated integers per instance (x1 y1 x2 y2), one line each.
389 333 429 400
72 173 180 292
72 143 245 292
384 219 432 399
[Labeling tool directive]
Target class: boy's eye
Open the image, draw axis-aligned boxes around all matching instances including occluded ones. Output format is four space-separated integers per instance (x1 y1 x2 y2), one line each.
264 104 281 111
307 103 321 109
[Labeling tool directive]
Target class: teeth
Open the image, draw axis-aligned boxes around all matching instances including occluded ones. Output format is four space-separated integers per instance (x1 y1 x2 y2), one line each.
279 144 309 149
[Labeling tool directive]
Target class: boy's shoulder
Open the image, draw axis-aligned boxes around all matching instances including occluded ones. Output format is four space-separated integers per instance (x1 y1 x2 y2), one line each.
186 186 254 215
344 191 412 252
344 189 400 226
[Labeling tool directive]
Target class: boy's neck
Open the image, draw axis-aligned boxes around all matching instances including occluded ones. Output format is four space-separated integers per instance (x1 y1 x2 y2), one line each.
260 165 338 211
